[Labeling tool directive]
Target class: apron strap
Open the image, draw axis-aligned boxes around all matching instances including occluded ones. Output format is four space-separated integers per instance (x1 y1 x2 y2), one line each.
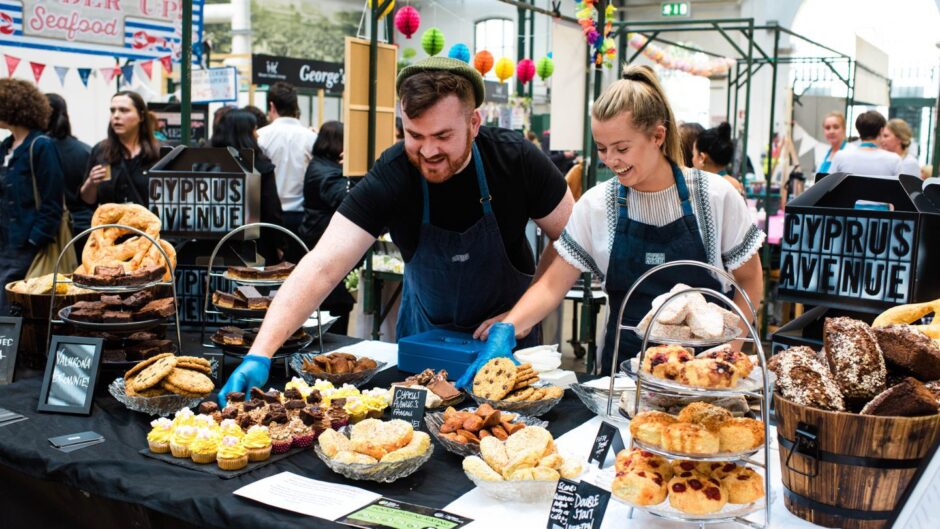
420 142 492 224
616 162 693 219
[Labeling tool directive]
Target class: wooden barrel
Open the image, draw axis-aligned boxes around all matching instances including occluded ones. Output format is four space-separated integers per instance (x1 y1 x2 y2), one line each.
775 393 940 529
5 283 98 369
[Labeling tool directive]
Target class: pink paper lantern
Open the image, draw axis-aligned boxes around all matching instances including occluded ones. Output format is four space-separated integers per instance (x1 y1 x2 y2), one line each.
394 6 421 39
517 58 535 85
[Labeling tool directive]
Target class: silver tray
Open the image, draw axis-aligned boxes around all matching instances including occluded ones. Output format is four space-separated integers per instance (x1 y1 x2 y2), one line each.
631 437 763 462
221 271 287 287
212 303 267 320
289 353 388 388
611 485 770 524
59 306 166 332
620 358 771 398
67 279 165 293
210 332 313 355
313 429 434 483
465 472 560 503
631 324 743 348
108 378 207 416
570 380 636 422
468 386 563 417
425 407 548 457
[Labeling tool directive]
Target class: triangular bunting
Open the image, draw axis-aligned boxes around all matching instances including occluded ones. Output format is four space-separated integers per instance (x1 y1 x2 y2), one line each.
77 68 92 87
54 66 69 86
159 55 173 74
100 66 118 83
121 64 134 85
140 60 153 80
4 54 20 77
29 61 45 83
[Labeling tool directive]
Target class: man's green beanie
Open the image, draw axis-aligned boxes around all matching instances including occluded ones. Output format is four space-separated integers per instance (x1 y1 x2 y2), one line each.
396 57 485 108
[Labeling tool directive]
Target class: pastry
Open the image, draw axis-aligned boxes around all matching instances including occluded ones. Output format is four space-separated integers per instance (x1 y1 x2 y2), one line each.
216 436 249 470
871 325 940 381
720 466 765 504
472 358 518 400
463 455 504 481
668 472 728 514
697 344 753 378
612 469 668 506
661 423 720 455
718 418 765 452
629 411 677 447
687 298 725 339
640 345 694 380
873 298 940 339
675 358 739 389
823 317 886 400
169 425 197 458
676 402 733 432
615 448 673 480
769 347 845 411
861 377 940 417
381 431 431 463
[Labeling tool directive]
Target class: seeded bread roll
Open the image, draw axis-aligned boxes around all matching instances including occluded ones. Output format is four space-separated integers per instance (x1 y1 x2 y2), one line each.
822 317 886 401
768 348 845 412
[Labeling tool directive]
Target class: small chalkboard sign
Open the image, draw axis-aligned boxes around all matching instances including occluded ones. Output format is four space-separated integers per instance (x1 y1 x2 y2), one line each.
37 336 104 415
547 478 579 529
390 386 427 431
0 317 23 385
588 421 625 468
566 481 610 529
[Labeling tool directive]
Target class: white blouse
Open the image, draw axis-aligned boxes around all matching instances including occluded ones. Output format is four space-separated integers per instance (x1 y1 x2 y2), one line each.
554 167 765 291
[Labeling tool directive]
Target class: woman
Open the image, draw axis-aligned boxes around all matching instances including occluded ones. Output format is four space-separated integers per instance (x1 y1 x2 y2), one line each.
880 118 921 177
817 111 847 174
472 66 764 374
0 79 65 314
679 122 704 168
210 110 284 264
80 90 161 206
46 94 92 247
298 121 355 335
693 122 744 194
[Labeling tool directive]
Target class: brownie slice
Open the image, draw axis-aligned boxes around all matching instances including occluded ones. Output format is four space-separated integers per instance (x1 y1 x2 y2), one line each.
235 286 268 309
72 301 106 311
69 308 103 322
100 294 124 307
871 325 940 381
94 265 124 277
122 290 154 310
226 265 261 280
102 349 127 362
103 310 133 323
212 291 242 309
135 298 176 320
861 377 939 417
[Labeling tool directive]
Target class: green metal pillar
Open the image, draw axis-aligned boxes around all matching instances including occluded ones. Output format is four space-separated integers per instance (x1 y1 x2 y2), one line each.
760 27 780 342
181 1 192 146
933 66 940 177
528 0 535 99
739 19 754 179
517 5 526 97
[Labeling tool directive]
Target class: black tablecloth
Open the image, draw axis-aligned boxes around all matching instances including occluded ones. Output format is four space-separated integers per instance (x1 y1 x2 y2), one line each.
0 334 595 528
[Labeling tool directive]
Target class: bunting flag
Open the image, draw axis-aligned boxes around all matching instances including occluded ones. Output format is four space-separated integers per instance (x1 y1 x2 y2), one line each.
77 68 92 87
121 64 135 85
54 66 69 86
29 61 45 83
4 54 20 77
100 66 119 83
140 60 153 80
159 55 173 74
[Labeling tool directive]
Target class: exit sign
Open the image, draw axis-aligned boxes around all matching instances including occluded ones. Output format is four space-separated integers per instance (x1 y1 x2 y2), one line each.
661 2 690 17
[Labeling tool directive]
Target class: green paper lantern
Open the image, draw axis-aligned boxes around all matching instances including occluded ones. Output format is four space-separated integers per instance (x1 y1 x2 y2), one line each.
403 47 417 59
536 56 555 81
421 27 445 57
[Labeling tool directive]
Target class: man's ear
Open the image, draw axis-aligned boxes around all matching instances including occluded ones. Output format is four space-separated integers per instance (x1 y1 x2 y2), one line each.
470 108 482 137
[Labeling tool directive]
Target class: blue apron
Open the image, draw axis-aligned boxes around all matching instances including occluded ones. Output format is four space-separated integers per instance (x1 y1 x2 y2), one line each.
396 143 539 347
818 139 846 173
601 163 724 372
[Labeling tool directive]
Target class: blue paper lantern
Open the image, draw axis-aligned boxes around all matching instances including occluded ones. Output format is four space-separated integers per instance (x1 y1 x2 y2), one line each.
448 43 471 63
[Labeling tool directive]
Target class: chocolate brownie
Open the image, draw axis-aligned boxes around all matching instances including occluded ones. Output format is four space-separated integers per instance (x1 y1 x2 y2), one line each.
135 298 175 320
122 290 154 310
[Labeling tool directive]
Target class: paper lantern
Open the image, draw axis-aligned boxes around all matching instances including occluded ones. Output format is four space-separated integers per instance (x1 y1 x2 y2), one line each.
473 50 494 76
394 5 420 39
536 56 554 81
421 27 444 56
494 57 514 84
402 47 417 60
448 43 471 63
517 58 535 85
368 0 395 18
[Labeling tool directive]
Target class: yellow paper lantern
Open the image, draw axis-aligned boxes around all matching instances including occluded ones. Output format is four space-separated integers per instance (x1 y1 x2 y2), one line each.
368 0 395 18
494 57 515 84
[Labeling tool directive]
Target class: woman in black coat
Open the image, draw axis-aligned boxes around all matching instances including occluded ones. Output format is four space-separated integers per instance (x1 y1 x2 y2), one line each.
299 121 354 335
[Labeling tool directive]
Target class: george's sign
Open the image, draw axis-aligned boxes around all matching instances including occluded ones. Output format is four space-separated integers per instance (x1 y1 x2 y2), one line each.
251 53 344 93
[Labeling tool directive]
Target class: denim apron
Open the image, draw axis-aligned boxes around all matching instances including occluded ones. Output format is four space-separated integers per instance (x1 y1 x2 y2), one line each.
601 163 724 371
396 143 539 347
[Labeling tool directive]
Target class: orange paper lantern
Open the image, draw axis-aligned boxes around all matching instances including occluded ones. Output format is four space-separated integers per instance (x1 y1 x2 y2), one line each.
473 50 494 76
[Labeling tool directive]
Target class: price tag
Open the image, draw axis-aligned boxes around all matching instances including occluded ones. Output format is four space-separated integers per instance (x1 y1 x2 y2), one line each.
389 386 427 431
588 421 625 468
546 478 578 529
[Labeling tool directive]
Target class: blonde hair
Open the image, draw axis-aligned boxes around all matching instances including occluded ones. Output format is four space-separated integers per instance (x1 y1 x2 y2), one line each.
823 111 846 130
885 118 913 155
592 64 683 166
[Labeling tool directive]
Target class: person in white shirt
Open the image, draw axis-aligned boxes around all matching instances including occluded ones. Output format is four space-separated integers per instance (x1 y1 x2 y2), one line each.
257 81 317 239
828 111 900 177
880 118 921 177
474 65 765 371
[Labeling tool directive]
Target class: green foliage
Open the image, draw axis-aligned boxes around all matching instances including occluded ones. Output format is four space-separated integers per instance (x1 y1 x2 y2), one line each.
251 0 358 61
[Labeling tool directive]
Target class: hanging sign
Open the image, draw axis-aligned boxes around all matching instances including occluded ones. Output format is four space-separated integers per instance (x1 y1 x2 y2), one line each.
192 67 238 103
0 1 205 61
251 54 344 93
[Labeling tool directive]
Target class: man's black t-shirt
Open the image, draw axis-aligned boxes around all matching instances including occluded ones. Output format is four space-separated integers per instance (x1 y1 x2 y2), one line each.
338 126 568 274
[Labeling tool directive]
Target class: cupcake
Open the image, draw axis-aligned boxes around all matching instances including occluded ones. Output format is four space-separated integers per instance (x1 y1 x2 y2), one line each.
285 377 312 399
171 407 196 428
220 418 245 439
189 428 220 464
147 418 173 454
343 396 369 423
269 423 293 454
327 401 350 429
170 425 197 458
193 414 219 432
216 435 248 470
288 418 316 448
243 425 273 462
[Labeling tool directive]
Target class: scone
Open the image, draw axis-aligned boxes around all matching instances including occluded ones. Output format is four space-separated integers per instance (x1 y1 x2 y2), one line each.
612 469 668 506
717 418 765 452
318 428 352 457
333 450 378 465
614 448 673 481
698 344 754 378
380 431 431 463
675 359 739 389
720 466 765 504
640 345 694 380
668 472 728 514
676 402 733 432
463 455 504 481
661 423 720 455
629 411 677 447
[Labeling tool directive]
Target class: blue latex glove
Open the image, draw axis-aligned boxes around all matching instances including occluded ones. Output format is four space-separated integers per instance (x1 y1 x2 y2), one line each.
217 354 271 407
456 322 519 390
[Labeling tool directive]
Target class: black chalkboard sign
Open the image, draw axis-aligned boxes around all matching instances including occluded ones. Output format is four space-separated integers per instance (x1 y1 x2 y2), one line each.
547 478 579 529
0 317 23 385
390 386 427 431
567 481 610 529
37 336 104 415
588 421 625 468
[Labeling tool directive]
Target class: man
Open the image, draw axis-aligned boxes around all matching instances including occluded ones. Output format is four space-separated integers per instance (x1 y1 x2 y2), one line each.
829 110 901 177
218 58 574 404
257 81 317 237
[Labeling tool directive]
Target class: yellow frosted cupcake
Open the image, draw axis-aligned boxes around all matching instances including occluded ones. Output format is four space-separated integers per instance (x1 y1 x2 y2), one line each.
170 425 197 458
217 435 248 470
193 414 219 432
147 418 173 454
285 377 312 398
189 428 220 464
243 425 273 462
219 418 244 439
171 407 196 428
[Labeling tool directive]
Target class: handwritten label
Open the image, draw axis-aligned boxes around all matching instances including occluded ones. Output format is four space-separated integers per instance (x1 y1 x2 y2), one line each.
547 478 578 529
588 421 625 469
0 317 22 385
390 386 427 432
39 336 103 415
567 481 610 529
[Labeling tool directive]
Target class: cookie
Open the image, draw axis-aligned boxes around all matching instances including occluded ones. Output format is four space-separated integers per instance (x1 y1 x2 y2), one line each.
135 386 169 398
463 455 504 481
161 379 208 398
472 358 517 400
543 386 564 399
130 355 177 392
503 387 535 402
124 352 174 381
175 356 210 367
165 368 214 394
527 388 546 401
512 375 539 390
176 362 212 375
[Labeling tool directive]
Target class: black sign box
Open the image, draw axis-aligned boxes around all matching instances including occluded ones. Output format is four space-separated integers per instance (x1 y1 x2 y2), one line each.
38 336 104 416
251 53 344 93
779 173 940 313
0 317 23 385
588 421 625 468
148 146 261 239
484 80 510 104
389 386 427 432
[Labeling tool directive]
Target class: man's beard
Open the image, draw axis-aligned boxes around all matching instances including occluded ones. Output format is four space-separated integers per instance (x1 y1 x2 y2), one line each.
407 132 473 183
